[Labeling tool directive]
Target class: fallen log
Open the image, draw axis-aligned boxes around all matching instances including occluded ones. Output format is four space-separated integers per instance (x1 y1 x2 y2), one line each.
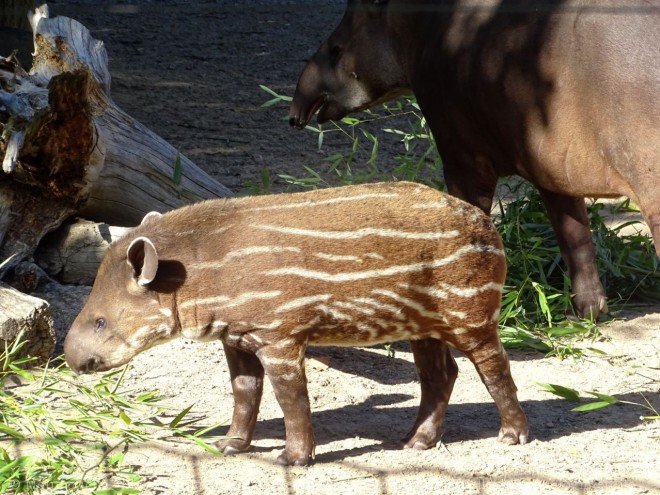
0 281 54 361
0 4 232 271
0 4 234 354
35 219 131 285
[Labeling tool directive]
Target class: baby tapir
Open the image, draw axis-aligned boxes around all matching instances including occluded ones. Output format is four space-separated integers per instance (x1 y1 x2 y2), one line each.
64 181 528 465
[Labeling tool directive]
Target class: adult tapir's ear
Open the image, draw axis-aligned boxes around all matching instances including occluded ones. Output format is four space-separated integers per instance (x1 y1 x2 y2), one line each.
127 237 159 286
140 211 162 225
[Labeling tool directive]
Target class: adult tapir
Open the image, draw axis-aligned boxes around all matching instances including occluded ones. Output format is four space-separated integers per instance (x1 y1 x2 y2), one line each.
289 0 660 319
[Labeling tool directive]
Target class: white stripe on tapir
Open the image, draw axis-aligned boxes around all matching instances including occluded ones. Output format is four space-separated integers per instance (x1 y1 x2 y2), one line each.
179 291 282 310
350 297 406 320
251 224 460 240
333 301 376 316
240 192 400 213
194 246 301 270
403 281 503 300
371 289 449 323
313 252 364 263
222 291 283 309
180 295 231 309
263 244 503 283
274 294 332 314
411 199 449 209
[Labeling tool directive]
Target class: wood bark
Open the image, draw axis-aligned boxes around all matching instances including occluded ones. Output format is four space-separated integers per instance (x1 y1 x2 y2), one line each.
0 281 54 361
35 220 131 285
0 5 232 272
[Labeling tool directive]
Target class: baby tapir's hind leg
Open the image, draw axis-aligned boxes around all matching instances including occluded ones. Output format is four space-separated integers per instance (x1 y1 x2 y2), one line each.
402 338 458 449
457 329 529 445
216 343 265 455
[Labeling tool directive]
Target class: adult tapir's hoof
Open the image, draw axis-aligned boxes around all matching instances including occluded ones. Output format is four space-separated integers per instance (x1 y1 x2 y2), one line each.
571 290 608 320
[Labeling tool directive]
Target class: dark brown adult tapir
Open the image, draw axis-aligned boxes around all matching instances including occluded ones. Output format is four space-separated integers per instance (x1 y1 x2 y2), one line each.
64 182 528 466
289 0 660 319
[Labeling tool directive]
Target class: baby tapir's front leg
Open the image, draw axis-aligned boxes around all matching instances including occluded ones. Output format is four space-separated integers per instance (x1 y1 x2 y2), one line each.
217 336 315 465
216 343 265 455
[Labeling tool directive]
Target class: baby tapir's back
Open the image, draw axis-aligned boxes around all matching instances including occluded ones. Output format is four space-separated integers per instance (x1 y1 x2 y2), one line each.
163 181 506 352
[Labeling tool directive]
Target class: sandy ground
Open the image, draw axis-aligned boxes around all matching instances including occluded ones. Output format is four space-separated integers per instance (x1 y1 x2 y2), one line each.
115 318 660 495
6 1 660 494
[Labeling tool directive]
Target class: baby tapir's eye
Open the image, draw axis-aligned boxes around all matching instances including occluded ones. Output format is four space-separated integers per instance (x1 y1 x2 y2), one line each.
95 318 106 331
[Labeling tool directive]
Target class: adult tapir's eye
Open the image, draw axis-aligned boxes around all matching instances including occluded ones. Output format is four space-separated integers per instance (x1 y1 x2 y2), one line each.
95 318 106 331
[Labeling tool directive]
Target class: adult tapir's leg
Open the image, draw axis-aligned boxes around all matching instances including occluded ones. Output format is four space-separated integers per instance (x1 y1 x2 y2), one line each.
636 195 660 260
538 188 607 319
403 338 458 449
443 155 499 216
216 342 265 455
445 151 607 319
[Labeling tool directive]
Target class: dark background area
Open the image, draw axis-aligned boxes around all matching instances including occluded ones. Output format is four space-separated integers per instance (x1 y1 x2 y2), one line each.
3 0 415 195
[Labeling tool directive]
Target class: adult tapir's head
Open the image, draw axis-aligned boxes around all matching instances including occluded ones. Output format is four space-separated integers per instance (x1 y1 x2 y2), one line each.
289 0 410 128
64 212 185 374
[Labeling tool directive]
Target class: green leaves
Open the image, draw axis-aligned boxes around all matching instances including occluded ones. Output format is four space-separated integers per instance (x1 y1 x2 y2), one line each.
537 383 658 418
0 336 227 494
571 392 619 412
259 84 292 107
536 383 581 402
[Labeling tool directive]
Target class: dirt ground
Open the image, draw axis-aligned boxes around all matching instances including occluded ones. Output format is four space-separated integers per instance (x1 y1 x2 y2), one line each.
11 1 660 494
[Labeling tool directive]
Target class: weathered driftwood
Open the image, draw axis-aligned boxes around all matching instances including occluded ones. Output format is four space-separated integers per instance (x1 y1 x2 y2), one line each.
35 220 131 285
0 281 55 360
0 5 232 271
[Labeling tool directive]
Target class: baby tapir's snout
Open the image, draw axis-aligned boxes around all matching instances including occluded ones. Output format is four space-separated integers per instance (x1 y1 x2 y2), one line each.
64 182 528 466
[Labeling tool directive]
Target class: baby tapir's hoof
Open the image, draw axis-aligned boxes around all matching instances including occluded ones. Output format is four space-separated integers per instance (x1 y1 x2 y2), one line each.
216 438 251 456
498 424 529 445
276 452 314 467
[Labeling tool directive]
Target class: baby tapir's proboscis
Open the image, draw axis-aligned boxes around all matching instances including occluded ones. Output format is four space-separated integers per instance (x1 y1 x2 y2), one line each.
64 181 528 466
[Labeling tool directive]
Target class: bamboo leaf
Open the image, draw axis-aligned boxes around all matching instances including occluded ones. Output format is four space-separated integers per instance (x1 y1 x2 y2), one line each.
572 401 613 412
585 392 619 404
537 383 580 402
119 410 132 425
169 404 194 428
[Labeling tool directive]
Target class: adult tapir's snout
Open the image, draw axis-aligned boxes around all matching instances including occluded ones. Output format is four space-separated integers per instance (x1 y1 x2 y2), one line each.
289 56 329 128
289 1 410 129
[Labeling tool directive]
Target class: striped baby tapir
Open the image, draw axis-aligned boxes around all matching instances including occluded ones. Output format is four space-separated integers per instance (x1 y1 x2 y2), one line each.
64 181 528 465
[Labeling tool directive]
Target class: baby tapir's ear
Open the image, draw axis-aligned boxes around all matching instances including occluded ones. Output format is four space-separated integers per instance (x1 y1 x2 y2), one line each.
127 237 159 286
